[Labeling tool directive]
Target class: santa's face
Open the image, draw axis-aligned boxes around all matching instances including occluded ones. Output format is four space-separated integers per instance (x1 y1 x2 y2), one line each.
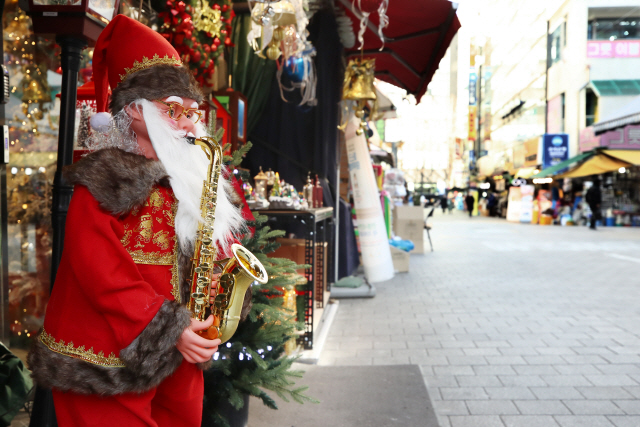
123 97 244 255
129 96 200 160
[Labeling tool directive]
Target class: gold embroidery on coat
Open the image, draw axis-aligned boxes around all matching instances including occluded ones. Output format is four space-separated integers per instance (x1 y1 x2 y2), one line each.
135 214 153 247
127 250 174 265
153 231 171 250
121 229 132 247
171 244 180 302
148 189 164 212
39 329 125 368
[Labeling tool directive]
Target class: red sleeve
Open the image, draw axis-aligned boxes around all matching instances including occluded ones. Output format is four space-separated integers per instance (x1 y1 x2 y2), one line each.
59 186 167 349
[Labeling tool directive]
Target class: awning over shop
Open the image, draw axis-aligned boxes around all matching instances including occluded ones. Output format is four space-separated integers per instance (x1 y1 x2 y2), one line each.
534 149 640 179
370 86 397 120
593 94 640 135
531 152 592 178
605 149 640 165
338 0 460 103
590 80 640 96
556 153 630 179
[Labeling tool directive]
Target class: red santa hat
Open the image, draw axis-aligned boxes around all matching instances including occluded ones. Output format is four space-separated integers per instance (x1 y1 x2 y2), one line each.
92 14 202 120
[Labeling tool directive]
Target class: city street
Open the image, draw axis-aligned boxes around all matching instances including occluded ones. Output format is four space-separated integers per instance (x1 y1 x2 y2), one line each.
320 211 640 427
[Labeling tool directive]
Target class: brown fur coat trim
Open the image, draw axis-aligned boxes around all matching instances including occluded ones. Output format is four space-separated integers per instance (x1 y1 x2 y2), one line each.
27 300 191 396
63 148 170 216
110 64 203 114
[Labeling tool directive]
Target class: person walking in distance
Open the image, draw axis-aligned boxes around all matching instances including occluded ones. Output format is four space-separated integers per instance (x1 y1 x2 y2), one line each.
440 195 448 214
585 179 602 230
465 192 475 217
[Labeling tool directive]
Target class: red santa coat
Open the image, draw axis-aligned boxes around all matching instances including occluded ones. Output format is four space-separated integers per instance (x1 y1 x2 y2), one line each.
28 148 203 395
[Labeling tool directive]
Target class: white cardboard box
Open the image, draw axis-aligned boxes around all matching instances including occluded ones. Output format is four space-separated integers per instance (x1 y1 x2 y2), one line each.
390 246 410 272
393 205 424 254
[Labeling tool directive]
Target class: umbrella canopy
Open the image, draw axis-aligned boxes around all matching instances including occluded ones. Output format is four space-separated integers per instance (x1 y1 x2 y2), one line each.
338 0 461 103
553 150 640 179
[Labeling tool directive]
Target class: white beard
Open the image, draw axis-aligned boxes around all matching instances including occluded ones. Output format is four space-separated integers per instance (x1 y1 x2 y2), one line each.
134 99 245 255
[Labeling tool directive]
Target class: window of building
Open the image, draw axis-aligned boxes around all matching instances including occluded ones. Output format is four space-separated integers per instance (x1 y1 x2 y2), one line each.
586 88 598 127
548 23 564 67
2 3 64 355
588 18 640 41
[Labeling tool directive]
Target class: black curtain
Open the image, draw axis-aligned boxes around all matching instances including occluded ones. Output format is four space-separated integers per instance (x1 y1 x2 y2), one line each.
243 9 344 199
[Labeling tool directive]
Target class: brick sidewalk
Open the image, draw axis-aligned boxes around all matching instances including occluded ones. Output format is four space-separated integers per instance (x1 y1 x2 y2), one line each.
320 210 640 427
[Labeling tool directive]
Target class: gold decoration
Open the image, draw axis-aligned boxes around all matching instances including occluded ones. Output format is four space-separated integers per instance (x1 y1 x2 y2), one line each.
120 54 182 82
136 214 154 243
170 251 181 302
341 58 378 135
343 58 377 102
266 42 281 61
125 249 175 265
251 1 296 27
39 329 125 368
147 189 165 211
192 0 223 38
153 230 171 250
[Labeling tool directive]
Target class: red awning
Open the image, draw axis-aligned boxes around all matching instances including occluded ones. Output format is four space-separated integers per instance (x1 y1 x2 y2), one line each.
337 0 460 103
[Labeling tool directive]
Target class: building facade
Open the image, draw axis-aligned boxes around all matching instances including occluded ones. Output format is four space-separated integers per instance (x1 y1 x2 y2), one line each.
547 0 640 155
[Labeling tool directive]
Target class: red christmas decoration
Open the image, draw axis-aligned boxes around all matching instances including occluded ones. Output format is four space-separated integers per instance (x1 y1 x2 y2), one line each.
158 0 233 87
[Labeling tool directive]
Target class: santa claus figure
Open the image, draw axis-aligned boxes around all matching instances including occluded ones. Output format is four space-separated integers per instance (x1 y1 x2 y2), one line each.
27 15 245 427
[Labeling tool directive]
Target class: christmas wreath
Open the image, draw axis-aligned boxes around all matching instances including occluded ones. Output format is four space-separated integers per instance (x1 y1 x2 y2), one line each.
158 0 234 88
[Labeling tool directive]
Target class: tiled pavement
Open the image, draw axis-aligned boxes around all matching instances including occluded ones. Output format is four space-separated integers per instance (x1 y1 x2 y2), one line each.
319 211 640 427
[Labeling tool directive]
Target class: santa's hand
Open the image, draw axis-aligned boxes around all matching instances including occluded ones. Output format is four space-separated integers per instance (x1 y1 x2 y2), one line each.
209 273 221 305
177 316 221 364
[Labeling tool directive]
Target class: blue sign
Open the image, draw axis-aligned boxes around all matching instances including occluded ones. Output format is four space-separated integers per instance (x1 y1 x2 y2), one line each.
469 72 477 106
542 133 569 169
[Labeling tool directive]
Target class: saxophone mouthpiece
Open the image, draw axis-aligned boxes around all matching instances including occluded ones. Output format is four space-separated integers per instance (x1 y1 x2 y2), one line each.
186 136 196 145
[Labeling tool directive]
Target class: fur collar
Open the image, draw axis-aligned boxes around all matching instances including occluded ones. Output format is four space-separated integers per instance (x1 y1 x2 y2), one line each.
63 148 169 216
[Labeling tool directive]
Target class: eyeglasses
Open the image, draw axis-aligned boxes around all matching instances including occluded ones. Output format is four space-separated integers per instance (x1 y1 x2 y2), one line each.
155 100 203 124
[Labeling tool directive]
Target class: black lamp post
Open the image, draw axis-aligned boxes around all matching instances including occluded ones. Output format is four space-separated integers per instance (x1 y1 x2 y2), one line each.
23 2 120 425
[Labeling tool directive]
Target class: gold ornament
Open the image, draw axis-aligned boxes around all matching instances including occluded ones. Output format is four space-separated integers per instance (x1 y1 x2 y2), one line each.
272 26 286 42
340 58 378 135
343 58 377 102
251 1 296 27
266 42 281 60
192 0 223 38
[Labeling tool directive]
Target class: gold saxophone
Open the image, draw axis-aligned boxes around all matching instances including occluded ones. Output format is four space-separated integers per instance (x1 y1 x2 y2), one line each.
187 137 268 343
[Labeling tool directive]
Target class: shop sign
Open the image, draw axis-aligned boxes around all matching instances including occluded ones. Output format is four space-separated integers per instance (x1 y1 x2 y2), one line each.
523 136 540 167
542 133 569 169
600 125 640 149
587 40 640 58
506 184 534 223
547 95 564 134
455 138 463 159
469 71 477 106
513 144 525 169
579 126 601 153
468 105 477 141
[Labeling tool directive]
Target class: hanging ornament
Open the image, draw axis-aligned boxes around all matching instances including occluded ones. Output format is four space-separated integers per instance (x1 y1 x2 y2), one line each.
192 0 223 38
352 0 390 51
266 41 281 60
158 0 233 89
250 1 296 27
340 57 377 135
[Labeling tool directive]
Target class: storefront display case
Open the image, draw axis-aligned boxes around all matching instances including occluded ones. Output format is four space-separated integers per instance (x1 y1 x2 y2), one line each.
256 207 334 350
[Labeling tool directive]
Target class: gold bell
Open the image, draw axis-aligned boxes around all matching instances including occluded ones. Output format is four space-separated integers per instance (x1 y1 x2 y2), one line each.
266 42 281 60
343 58 377 101
22 76 51 104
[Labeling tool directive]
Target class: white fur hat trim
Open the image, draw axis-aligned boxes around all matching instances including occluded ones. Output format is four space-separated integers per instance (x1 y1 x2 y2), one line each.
90 112 111 132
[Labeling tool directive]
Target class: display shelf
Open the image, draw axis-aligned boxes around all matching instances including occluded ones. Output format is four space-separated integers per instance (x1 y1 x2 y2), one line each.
254 207 334 350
